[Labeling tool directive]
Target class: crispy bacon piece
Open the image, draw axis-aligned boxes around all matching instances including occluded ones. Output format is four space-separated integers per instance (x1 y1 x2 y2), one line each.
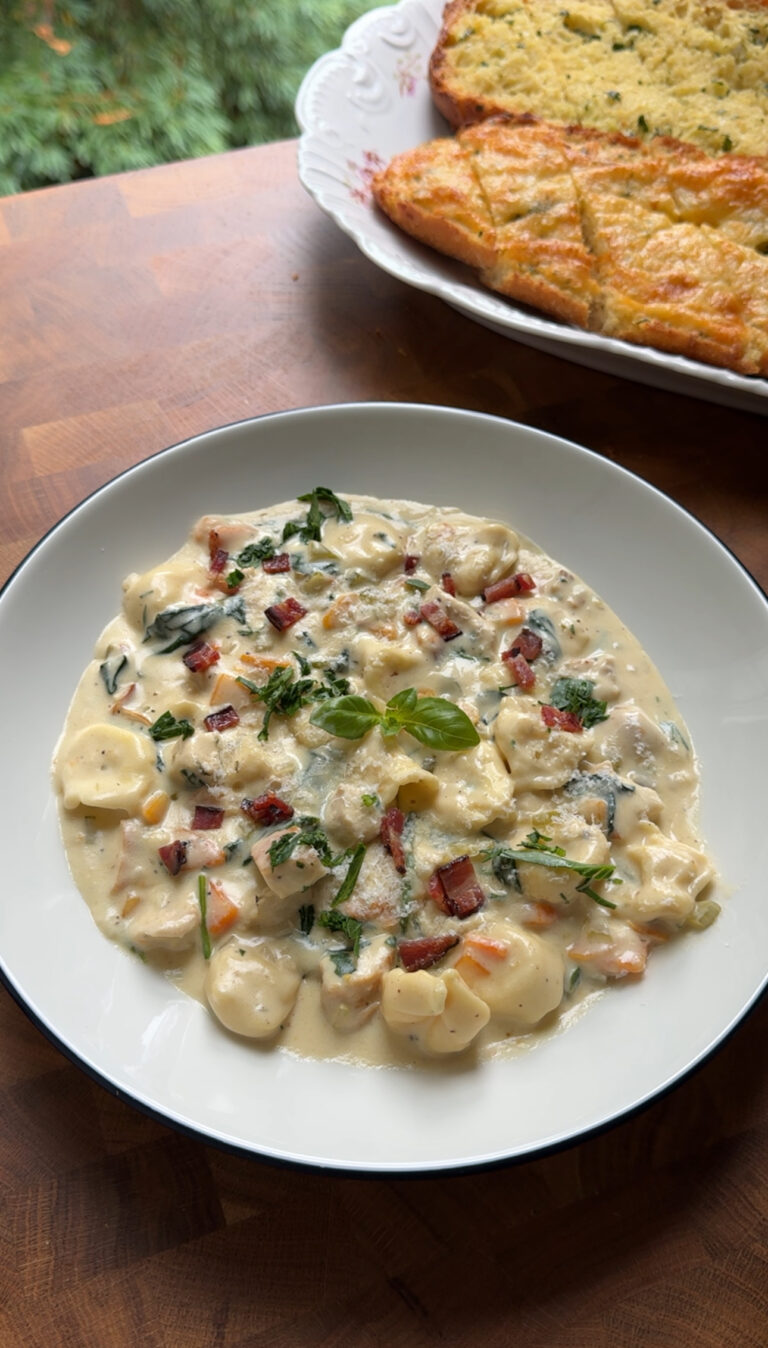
509 627 542 661
420 599 462 641
541 704 582 733
483 572 535 604
262 553 291 574
502 651 535 690
240 793 294 826
404 554 420 574
428 855 486 918
203 704 240 732
265 596 307 631
208 529 229 575
403 608 422 627
399 934 459 972
158 840 188 876
380 806 406 875
441 572 457 597
192 805 224 830
183 640 221 673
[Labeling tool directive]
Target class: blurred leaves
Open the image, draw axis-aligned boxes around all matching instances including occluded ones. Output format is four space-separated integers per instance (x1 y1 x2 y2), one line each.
0 0 381 194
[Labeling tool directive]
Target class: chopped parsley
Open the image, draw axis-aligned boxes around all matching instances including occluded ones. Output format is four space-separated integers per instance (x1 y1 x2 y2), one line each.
267 816 351 870
281 487 352 544
237 654 351 740
148 710 194 741
235 537 277 566
549 677 608 728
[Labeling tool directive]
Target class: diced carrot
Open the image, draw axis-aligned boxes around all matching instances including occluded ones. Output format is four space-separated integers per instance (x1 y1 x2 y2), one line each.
519 901 559 928
322 593 355 630
238 653 290 672
142 790 170 825
464 933 509 960
207 879 240 936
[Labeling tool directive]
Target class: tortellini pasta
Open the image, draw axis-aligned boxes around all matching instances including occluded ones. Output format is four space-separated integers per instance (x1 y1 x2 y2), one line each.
55 490 718 1067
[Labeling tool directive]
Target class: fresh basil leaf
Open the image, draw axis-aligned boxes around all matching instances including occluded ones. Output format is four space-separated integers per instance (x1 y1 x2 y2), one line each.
283 487 353 544
309 695 383 740
483 836 617 909
99 652 128 696
394 696 480 751
148 710 194 741
387 687 418 714
332 843 366 908
144 595 246 654
299 903 315 935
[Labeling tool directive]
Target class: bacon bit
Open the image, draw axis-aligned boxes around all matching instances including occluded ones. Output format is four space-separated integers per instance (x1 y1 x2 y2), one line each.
509 627 543 661
183 640 221 673
193 805 225 830
399 934 459 972
404 554 420 574
427 870 447 908
483 572 535 604
241 793 294 826
265 596 307 631
203 705 240 733
541 705 582 733
158 840 188 876
403 608 423 627
503 652 536 690
420 600 462 642
207 879 240 936
429 855 486 918
380 806 406 875
263 553 291 574
210 547 229 575
519 901 560 928
441 572 457 596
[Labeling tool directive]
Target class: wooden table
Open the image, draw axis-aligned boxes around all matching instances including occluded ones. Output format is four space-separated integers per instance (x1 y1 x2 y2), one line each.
1 140 766 1347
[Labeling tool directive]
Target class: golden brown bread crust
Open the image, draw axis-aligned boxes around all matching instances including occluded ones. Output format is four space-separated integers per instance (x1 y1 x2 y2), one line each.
372 118 768 375
429 0 768 158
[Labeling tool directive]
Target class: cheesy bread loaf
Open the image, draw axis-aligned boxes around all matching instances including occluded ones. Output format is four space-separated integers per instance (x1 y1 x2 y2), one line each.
372 118 768 374
429 0 768 158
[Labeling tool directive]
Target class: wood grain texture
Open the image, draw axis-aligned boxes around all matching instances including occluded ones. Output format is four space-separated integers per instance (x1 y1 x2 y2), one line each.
0 140 766 1347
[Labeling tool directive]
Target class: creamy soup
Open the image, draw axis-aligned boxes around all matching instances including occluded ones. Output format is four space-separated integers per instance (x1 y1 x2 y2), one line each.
54 490 717 1065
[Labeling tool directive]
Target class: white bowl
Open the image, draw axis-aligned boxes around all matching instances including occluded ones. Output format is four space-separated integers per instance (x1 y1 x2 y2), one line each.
1 403 765 1172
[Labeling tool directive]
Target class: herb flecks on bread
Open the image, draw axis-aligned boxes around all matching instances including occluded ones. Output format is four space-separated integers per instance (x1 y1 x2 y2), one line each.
429 0 768 159
372 118 768 375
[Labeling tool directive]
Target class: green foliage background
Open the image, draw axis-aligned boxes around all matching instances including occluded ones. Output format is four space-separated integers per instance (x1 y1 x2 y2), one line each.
0 0 383 195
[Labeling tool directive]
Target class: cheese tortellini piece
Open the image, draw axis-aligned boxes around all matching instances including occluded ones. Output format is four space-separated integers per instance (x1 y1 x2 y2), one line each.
380 968 491 1054
205 938 301 1038
57 722 156 812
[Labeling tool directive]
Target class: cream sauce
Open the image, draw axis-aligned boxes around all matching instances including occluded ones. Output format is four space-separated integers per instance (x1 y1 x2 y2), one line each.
54 492 718 1066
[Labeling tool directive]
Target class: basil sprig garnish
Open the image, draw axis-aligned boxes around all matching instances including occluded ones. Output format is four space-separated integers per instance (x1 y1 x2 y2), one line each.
282 487 352 544
483 830 618 909
310 687 480 751
144 595 246 654
549 676 608 729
